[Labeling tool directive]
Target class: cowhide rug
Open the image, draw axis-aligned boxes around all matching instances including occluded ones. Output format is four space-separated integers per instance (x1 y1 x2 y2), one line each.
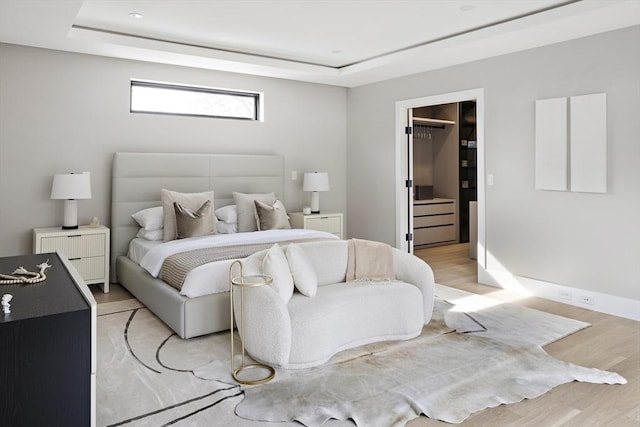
97 286 625 426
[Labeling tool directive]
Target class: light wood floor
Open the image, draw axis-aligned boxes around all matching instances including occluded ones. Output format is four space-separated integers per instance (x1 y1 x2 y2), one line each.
92 245 639 426
410 243 640 427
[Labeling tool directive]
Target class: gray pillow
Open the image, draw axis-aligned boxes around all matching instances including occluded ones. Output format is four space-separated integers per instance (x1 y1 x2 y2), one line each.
255 199 291 231
161 189 216 241
174 200 215 239
232 192 276 232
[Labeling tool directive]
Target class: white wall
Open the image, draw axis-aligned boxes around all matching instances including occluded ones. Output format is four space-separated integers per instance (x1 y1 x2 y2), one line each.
0 43 347 256
347 26 640 309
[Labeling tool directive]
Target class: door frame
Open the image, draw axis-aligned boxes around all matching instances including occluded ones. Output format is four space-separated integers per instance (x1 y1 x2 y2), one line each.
394 88 486 271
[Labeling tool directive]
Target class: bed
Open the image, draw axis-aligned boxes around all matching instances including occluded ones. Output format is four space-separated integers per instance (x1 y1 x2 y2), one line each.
111 152 337 338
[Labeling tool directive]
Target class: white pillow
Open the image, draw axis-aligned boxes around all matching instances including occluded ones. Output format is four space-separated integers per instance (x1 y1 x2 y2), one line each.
216 221 238 234
286 243 318 297
131 206 163 231
136 228 164 241
215 204 238 224
262 244 294 304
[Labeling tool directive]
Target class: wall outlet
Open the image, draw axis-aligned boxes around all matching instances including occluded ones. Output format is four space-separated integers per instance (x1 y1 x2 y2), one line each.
579 295 595 305
558 290 572 301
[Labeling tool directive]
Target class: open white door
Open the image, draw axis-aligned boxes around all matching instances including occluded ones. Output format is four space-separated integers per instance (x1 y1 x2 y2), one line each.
395 88 486 273
406 109 414 253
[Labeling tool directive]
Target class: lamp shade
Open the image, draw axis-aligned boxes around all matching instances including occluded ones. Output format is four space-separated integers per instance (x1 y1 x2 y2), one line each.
303 172 330 192
51 172 92 200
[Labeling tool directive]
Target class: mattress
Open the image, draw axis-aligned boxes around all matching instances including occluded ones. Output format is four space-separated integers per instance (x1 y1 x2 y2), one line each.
128 229 338 298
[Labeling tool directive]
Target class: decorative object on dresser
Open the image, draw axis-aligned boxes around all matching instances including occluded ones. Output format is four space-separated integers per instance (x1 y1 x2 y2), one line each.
0 259 51 285
0 253 96 427
289 212 343 239
50 172 92 229
33 225 110 293
302 172 329 214
413 198 456 247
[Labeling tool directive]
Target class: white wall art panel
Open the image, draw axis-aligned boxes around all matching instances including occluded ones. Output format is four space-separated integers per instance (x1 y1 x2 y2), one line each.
535 97 568 191
570 93 607 193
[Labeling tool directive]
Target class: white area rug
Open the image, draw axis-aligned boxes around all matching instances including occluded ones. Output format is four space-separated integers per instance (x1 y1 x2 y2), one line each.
96 285 625 426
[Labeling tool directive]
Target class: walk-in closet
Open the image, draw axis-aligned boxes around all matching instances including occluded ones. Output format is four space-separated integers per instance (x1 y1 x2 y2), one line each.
412 101 477 249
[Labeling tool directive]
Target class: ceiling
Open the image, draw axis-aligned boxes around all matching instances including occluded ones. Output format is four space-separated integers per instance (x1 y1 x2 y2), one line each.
1 0 638 87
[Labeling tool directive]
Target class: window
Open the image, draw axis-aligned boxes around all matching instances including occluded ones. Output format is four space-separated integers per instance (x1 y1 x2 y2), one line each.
130 80 261 120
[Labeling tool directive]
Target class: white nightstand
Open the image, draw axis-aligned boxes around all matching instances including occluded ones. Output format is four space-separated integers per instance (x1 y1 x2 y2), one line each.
33 225 110 293
289 212 343 239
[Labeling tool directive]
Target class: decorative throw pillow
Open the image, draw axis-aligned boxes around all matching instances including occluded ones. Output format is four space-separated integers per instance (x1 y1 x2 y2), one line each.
262 244 294 304
215 204 238 224
254 199 291 231
286 243 318 297
136 228 164 241
161 189 216 241
131 206 164 231
174 200 214 239
232 192 276 233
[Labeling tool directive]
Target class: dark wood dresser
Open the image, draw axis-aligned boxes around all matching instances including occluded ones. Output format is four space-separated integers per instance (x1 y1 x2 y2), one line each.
0 252 96 427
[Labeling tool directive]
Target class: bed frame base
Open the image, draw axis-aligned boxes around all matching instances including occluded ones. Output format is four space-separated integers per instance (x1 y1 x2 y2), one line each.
117 256 230 339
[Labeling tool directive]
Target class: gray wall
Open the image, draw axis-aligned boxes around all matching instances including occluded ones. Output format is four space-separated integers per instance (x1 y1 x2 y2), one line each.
347 25 640 302
0 43 347 256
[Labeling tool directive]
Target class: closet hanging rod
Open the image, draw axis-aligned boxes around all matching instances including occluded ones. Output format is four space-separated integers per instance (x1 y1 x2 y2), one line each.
413 117 456 126
414 123 444 129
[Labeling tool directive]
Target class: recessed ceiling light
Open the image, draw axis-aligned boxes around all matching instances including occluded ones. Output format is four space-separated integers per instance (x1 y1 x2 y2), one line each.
129 12 144 19
460 5 474 12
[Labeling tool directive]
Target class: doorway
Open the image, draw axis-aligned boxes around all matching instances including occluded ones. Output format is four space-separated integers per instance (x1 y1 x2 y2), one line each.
394 89 486 272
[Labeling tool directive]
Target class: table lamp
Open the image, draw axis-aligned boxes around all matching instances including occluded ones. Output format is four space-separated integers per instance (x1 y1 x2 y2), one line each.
51 172 92 229
303 172 329 214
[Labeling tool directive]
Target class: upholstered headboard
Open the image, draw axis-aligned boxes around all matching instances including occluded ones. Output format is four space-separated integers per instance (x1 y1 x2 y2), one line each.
110 152 285 282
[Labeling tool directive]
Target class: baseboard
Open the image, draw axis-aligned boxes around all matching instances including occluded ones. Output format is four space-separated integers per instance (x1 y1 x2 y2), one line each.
479 268 640 321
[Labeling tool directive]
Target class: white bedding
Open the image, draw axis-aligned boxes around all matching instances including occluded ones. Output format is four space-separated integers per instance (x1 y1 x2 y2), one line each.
127 238 161 264
131 229 339 298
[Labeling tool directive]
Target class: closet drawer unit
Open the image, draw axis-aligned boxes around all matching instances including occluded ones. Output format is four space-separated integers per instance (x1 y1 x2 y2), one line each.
413 198 457 246
39 233 106 258
415 225 456 245
414 214 454 228
414 202 455 216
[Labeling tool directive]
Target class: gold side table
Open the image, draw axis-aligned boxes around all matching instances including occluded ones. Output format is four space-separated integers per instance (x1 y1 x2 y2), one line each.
229 260 275 385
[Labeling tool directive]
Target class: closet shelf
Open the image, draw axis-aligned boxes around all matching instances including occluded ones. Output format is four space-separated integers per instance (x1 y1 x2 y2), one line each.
413 117 456 126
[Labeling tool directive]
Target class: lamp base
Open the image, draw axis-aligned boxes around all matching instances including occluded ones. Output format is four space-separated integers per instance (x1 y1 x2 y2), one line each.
62 199 79 229
310 192 320 214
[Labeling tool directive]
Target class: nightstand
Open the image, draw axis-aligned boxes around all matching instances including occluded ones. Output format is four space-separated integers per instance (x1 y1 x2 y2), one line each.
33 225 110 293
289 212 343 239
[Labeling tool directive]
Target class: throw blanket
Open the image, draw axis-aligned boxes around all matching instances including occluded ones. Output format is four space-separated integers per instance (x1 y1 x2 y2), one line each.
161 238 330 291
346 238 395 282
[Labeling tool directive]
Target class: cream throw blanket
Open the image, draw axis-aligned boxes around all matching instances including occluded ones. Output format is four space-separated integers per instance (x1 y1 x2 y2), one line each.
346 238 395 282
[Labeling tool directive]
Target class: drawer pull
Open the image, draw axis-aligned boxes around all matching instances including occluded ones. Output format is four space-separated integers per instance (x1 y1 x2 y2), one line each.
67 235 82 238
69 257 81 261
